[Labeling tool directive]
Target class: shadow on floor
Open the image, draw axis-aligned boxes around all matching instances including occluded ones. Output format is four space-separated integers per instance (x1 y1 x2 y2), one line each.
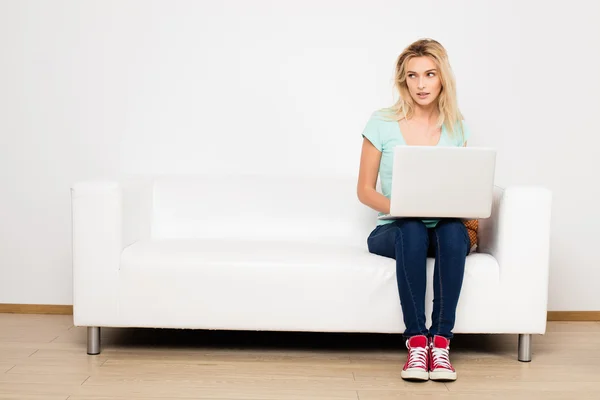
100 327 517 355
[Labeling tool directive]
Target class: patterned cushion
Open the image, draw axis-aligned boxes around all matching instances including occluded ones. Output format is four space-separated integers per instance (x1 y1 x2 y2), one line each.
464 219 478 253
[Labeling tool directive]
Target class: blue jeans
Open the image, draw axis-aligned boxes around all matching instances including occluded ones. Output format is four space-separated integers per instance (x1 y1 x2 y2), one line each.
367 218 469 340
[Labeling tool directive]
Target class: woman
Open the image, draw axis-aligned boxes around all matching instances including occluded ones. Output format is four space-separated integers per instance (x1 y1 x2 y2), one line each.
357 38 471 382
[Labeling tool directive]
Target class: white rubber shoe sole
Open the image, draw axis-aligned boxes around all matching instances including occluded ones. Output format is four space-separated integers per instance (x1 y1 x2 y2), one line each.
401 368 429 381
429 369 457 381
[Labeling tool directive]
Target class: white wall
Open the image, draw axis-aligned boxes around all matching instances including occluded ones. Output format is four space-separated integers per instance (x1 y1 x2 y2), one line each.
1 0 598 310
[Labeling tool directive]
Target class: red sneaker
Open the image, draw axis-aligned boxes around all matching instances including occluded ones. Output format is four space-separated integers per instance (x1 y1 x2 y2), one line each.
400 335 429 381
429 335 457 381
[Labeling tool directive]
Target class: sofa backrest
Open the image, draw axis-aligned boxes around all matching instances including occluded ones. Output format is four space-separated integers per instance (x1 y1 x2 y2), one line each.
150 174 379 246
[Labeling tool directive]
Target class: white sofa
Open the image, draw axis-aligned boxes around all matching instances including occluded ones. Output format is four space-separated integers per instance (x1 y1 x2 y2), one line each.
71 175 552 361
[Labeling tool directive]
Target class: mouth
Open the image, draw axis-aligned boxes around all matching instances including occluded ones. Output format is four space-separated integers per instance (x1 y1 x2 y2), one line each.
417 92 430 98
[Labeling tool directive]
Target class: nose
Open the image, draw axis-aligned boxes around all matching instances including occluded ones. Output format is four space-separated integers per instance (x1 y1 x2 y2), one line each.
418 77 425 90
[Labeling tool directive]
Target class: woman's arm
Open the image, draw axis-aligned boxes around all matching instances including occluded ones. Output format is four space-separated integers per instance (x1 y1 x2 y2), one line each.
357 137 391 214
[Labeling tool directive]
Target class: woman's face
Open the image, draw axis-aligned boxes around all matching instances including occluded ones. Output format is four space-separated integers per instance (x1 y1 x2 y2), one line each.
405 56 442 107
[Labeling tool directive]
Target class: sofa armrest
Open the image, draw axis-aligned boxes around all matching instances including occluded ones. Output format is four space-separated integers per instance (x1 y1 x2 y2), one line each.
71 178 153 326
478 185 552 331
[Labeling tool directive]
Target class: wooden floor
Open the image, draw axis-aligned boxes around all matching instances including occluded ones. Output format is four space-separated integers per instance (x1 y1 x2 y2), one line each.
0 315 599 399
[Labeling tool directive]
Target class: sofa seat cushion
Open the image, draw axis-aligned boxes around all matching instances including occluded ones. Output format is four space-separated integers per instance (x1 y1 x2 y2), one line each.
122 239 397 270
118 239 501 333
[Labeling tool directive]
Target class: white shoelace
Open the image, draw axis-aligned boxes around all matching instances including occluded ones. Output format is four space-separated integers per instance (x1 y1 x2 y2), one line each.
406 342 428 369
431 346 452 370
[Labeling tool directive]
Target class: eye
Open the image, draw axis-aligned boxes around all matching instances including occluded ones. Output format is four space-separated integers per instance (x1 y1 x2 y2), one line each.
427 72 436 77
407 73 416 78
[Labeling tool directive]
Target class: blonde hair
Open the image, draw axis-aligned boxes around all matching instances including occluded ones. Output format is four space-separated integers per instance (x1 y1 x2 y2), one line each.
380 38 464 141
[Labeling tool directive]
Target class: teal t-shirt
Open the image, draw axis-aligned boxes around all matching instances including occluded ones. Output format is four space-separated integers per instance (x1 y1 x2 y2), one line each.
361 109 472 228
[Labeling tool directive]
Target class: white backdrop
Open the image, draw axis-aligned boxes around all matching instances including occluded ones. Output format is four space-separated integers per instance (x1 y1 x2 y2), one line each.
1 0 598 310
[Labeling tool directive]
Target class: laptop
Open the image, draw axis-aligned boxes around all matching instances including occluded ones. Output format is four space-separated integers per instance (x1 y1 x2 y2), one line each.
378 146 497 220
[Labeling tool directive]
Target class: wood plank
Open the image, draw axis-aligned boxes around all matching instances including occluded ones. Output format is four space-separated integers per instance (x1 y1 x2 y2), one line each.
0 394 67 400
68 397 190 400
547 311 600 321
446 380 600 392
0 372 89 386
81 372 448 392
0 305 72 315
7 361 107 376
0 364 14 373
357 390 600 400
0 348 39 362
0 383 74 397
72 386 359 400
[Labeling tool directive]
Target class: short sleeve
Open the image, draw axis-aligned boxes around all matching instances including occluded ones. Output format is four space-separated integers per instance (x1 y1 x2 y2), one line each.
459 120 471 146
361 112 383 151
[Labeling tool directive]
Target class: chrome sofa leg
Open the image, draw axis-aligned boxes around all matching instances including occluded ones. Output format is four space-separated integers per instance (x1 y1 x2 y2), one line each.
518 334 532 362
87 327 101 355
